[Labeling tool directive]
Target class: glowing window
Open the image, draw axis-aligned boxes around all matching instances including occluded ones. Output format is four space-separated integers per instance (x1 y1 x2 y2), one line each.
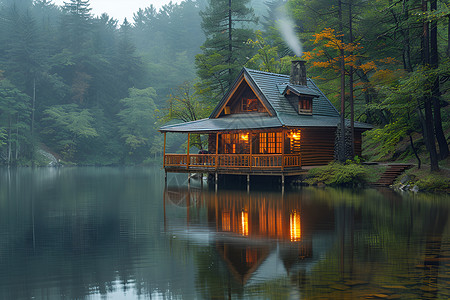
259 132 283 154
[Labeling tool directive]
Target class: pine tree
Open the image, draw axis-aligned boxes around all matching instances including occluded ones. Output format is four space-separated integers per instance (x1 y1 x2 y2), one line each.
61 0 92 51
195 0 257 101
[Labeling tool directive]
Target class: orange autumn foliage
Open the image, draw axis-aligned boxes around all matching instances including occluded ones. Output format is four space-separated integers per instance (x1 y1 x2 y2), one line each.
303 28 378 75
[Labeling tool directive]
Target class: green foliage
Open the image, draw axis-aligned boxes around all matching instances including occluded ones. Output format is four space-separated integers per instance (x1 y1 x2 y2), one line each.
245 30 296 73
117 87 158 162
306 161 369 187
0 128 6 147
399 168 450 193
195 0 258 101
0 78 31 164
415 174 450 192
41 104 98 160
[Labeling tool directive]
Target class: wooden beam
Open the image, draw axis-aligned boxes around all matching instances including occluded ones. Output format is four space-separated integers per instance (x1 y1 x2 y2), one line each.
249 132 253 171
163 132 167 168
282 129 285 171
187 133 190 170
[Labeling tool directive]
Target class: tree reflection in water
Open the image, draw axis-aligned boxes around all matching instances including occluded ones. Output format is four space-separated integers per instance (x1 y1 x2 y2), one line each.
164 185 450 299
0 168 449 299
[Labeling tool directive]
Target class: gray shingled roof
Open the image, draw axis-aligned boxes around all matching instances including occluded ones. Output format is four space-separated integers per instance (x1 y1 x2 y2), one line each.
159 113 282 133
244 68 339 118
160 67 372 133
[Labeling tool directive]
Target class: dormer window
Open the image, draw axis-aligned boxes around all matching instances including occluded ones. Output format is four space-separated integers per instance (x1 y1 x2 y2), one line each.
298 97 313 115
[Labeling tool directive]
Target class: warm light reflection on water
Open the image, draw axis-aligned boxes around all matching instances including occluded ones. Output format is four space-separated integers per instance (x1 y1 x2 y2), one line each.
290 210 301 242
0 167 449 299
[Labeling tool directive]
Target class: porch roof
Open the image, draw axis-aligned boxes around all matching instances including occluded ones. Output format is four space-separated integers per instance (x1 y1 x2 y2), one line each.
159 113 282 133
159 113 373 133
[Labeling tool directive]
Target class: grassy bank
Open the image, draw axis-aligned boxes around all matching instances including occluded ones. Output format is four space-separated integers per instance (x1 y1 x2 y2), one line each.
305 160 450 193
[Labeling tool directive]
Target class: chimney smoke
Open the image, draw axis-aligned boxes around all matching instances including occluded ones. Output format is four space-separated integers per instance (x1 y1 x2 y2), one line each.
290 60 307 86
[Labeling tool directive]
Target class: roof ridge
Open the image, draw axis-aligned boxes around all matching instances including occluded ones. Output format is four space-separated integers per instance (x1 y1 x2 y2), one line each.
244 67 289 78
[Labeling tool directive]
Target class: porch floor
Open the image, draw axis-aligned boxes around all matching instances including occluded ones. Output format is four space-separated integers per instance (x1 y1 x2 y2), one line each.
164 166 310 176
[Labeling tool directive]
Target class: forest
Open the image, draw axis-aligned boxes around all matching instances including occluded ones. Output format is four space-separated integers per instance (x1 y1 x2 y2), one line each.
0 0 448 171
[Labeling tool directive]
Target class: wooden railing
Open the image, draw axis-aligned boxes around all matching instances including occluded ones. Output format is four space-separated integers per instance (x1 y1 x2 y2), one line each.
164 153 301 169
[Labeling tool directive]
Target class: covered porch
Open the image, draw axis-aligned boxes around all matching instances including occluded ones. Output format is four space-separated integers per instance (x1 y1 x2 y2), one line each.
162 127 304 176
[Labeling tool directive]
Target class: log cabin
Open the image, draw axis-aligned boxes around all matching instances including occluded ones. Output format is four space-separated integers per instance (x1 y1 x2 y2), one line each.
159 61 372 184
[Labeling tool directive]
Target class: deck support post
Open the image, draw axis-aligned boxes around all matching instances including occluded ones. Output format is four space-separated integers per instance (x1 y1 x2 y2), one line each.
282 129 285 171
249 133 252 170
163 132 167 168
186 133 190 170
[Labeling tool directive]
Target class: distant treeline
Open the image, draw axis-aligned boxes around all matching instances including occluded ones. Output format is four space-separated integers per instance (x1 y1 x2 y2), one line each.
0 0 449 170
0 0 207 165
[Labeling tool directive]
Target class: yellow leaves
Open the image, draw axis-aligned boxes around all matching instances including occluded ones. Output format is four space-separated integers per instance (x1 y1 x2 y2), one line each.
303 50 324 61
313 61 333 68
302 51 314 61
312 28 343 44
359 61 377 72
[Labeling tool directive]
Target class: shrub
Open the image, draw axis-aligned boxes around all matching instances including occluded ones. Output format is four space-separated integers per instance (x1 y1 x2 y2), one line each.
306 161 369 187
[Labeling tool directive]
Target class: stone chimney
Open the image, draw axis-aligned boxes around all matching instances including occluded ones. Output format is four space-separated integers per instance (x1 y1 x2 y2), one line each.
289 60 307 86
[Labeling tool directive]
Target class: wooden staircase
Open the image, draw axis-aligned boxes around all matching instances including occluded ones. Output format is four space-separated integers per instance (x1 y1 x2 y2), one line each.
373 164 414 187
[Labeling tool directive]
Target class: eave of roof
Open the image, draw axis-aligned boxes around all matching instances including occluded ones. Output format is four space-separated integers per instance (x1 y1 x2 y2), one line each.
159 113 373 133
159 113 282 133
279 83 320 98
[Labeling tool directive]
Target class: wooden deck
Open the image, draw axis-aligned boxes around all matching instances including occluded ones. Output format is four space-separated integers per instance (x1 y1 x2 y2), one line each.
164 153 307 176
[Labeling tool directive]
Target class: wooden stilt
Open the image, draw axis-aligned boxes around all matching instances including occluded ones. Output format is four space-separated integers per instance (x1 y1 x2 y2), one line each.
187 133 190 170
163 132 167 168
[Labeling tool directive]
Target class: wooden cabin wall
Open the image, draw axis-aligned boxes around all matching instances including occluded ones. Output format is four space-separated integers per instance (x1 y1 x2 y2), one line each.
300 128 336 166
208 134 216 154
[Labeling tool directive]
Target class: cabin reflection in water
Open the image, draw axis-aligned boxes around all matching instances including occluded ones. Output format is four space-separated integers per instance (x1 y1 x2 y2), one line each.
164 187 335 285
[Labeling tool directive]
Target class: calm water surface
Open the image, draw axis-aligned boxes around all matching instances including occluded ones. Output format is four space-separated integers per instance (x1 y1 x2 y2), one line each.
0 167 449 299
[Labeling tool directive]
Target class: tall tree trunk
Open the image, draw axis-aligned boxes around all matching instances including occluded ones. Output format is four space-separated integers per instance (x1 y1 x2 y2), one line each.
430 0 449 159
409 134 421 169
402 0 413 72
421 0 439 171
349 0 355 158
338 0 346 162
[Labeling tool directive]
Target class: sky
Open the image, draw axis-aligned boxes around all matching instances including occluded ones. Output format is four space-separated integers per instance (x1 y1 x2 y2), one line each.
53 0 183 23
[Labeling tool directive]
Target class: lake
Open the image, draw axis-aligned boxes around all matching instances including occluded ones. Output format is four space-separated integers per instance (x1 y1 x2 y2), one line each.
0 167 449 299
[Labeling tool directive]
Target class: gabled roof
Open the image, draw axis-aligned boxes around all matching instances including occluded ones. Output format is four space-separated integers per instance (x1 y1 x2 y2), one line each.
242 68 339 118
160 67 372 133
